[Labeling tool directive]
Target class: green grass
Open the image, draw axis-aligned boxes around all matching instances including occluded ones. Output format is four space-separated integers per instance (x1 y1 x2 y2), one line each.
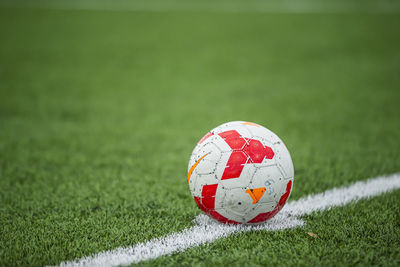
0 1 400 266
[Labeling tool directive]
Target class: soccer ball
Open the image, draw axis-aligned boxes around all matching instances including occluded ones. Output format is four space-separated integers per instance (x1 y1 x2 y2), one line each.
187 121 294 224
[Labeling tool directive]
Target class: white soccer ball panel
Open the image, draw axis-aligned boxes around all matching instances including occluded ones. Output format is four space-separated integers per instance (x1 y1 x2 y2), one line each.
245 124 282 144
220 187 253 215
250 165 286 204
273 142 294 179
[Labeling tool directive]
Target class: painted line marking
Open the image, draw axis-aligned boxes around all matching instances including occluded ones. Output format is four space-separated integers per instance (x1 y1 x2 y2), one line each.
57 173 400 267
2 0 400 14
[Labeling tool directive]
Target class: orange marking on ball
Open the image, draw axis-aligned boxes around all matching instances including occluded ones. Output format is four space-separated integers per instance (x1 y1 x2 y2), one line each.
241 122 261 127
187 153 209 182
245 187 266 204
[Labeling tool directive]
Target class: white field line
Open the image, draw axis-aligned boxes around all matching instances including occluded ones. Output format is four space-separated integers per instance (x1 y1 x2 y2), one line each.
57 173 400 267
1 0 400 14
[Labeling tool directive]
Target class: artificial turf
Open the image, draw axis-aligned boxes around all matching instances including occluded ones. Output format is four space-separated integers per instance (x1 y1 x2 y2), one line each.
0 1 399 266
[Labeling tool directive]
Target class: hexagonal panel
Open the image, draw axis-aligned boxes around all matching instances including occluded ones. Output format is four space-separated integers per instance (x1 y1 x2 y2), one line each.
250 165 286 204
273 142 294 179
246 124 281 144
222 187 253 215
193 143 221 175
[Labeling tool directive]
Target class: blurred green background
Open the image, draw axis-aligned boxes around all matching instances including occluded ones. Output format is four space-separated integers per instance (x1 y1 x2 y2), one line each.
0 0 399 266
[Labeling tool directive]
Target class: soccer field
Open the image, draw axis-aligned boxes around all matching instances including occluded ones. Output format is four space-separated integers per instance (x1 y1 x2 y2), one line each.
0 0 400 266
